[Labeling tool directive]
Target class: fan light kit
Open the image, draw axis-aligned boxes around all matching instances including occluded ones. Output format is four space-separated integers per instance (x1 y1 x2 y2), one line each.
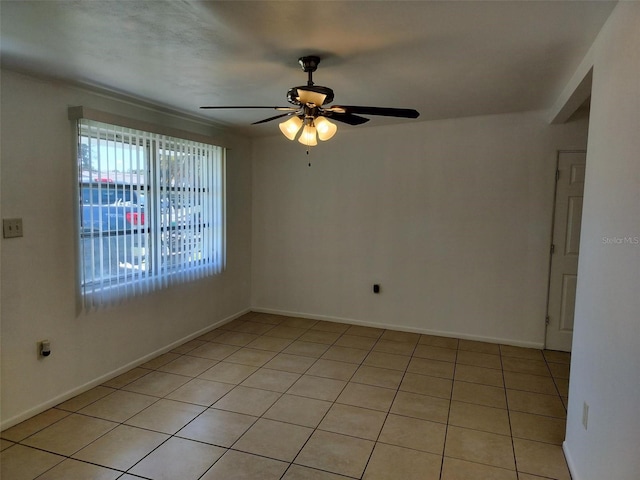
201 56 420 149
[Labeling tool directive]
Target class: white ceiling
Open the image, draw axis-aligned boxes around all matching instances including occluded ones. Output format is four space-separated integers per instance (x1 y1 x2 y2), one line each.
0 0 615 136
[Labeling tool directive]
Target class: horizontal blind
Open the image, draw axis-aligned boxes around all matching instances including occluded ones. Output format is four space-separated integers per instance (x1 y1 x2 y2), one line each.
78 118 225 309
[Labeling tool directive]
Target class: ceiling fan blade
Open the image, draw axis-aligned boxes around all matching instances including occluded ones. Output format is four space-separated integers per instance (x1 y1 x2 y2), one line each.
200 106 296 111
322 112 370 126
328 105 420 118
252 112 298 125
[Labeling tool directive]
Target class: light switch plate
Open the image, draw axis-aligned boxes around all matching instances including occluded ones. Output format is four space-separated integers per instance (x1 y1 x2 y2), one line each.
3 218 23 238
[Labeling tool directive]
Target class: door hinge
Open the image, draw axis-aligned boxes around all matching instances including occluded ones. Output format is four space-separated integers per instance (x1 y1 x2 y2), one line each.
546 315 550 326
556 169 560 181
551 244 555 254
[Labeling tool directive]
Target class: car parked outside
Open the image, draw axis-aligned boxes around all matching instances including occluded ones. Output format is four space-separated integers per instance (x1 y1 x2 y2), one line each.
80 181 147 284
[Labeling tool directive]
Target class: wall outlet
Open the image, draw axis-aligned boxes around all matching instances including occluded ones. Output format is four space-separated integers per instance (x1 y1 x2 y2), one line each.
38 340 51 358
3 218 23 238
582 401 589 430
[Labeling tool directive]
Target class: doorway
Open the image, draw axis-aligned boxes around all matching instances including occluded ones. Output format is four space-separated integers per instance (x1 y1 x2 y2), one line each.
545 150 587 352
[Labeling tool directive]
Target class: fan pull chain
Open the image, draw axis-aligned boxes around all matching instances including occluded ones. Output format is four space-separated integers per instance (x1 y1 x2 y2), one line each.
306 145 312 166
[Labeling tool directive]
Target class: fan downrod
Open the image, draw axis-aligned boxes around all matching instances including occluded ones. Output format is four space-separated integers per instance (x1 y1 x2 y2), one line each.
287 56 334 106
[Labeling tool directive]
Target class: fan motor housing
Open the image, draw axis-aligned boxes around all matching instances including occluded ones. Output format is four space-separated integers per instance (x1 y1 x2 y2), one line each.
287 86 335 106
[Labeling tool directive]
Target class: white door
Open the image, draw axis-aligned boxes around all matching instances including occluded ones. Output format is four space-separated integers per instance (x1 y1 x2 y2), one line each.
545 151 587 351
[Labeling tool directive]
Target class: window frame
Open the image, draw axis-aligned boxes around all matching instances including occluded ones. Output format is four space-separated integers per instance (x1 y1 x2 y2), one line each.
71 107 226 308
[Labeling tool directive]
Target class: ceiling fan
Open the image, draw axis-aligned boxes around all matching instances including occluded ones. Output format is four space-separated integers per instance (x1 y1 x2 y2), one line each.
200 56 420 147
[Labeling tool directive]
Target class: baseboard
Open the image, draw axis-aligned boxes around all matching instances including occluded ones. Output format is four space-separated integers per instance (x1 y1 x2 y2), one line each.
563 441 580 480
0 308 250 431
251 306 545 349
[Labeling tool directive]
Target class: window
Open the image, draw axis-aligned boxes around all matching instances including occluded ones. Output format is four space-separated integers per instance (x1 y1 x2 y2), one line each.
76 117 225 308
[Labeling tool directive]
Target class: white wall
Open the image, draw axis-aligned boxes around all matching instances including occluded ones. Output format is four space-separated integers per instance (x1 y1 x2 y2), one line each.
564 3 640 479
0 70 253 428
252 111 588 347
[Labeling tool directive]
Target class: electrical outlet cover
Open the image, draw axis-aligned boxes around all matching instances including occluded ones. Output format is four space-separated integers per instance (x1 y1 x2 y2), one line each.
3 218 23 238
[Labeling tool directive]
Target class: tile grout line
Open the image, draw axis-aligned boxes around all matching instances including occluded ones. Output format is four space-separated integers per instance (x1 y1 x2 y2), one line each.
284 323 388 479
500 346 521 479
206 316 368 479
542 352 570 413
196 316 318 479
152 315 288 480
357 332 421 479
438 343 459 480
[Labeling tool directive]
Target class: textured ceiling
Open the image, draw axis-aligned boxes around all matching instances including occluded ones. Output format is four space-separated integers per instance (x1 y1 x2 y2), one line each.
0 0 615 136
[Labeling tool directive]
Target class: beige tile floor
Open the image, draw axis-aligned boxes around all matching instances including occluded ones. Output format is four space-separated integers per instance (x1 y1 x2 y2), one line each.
1 312 572 480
